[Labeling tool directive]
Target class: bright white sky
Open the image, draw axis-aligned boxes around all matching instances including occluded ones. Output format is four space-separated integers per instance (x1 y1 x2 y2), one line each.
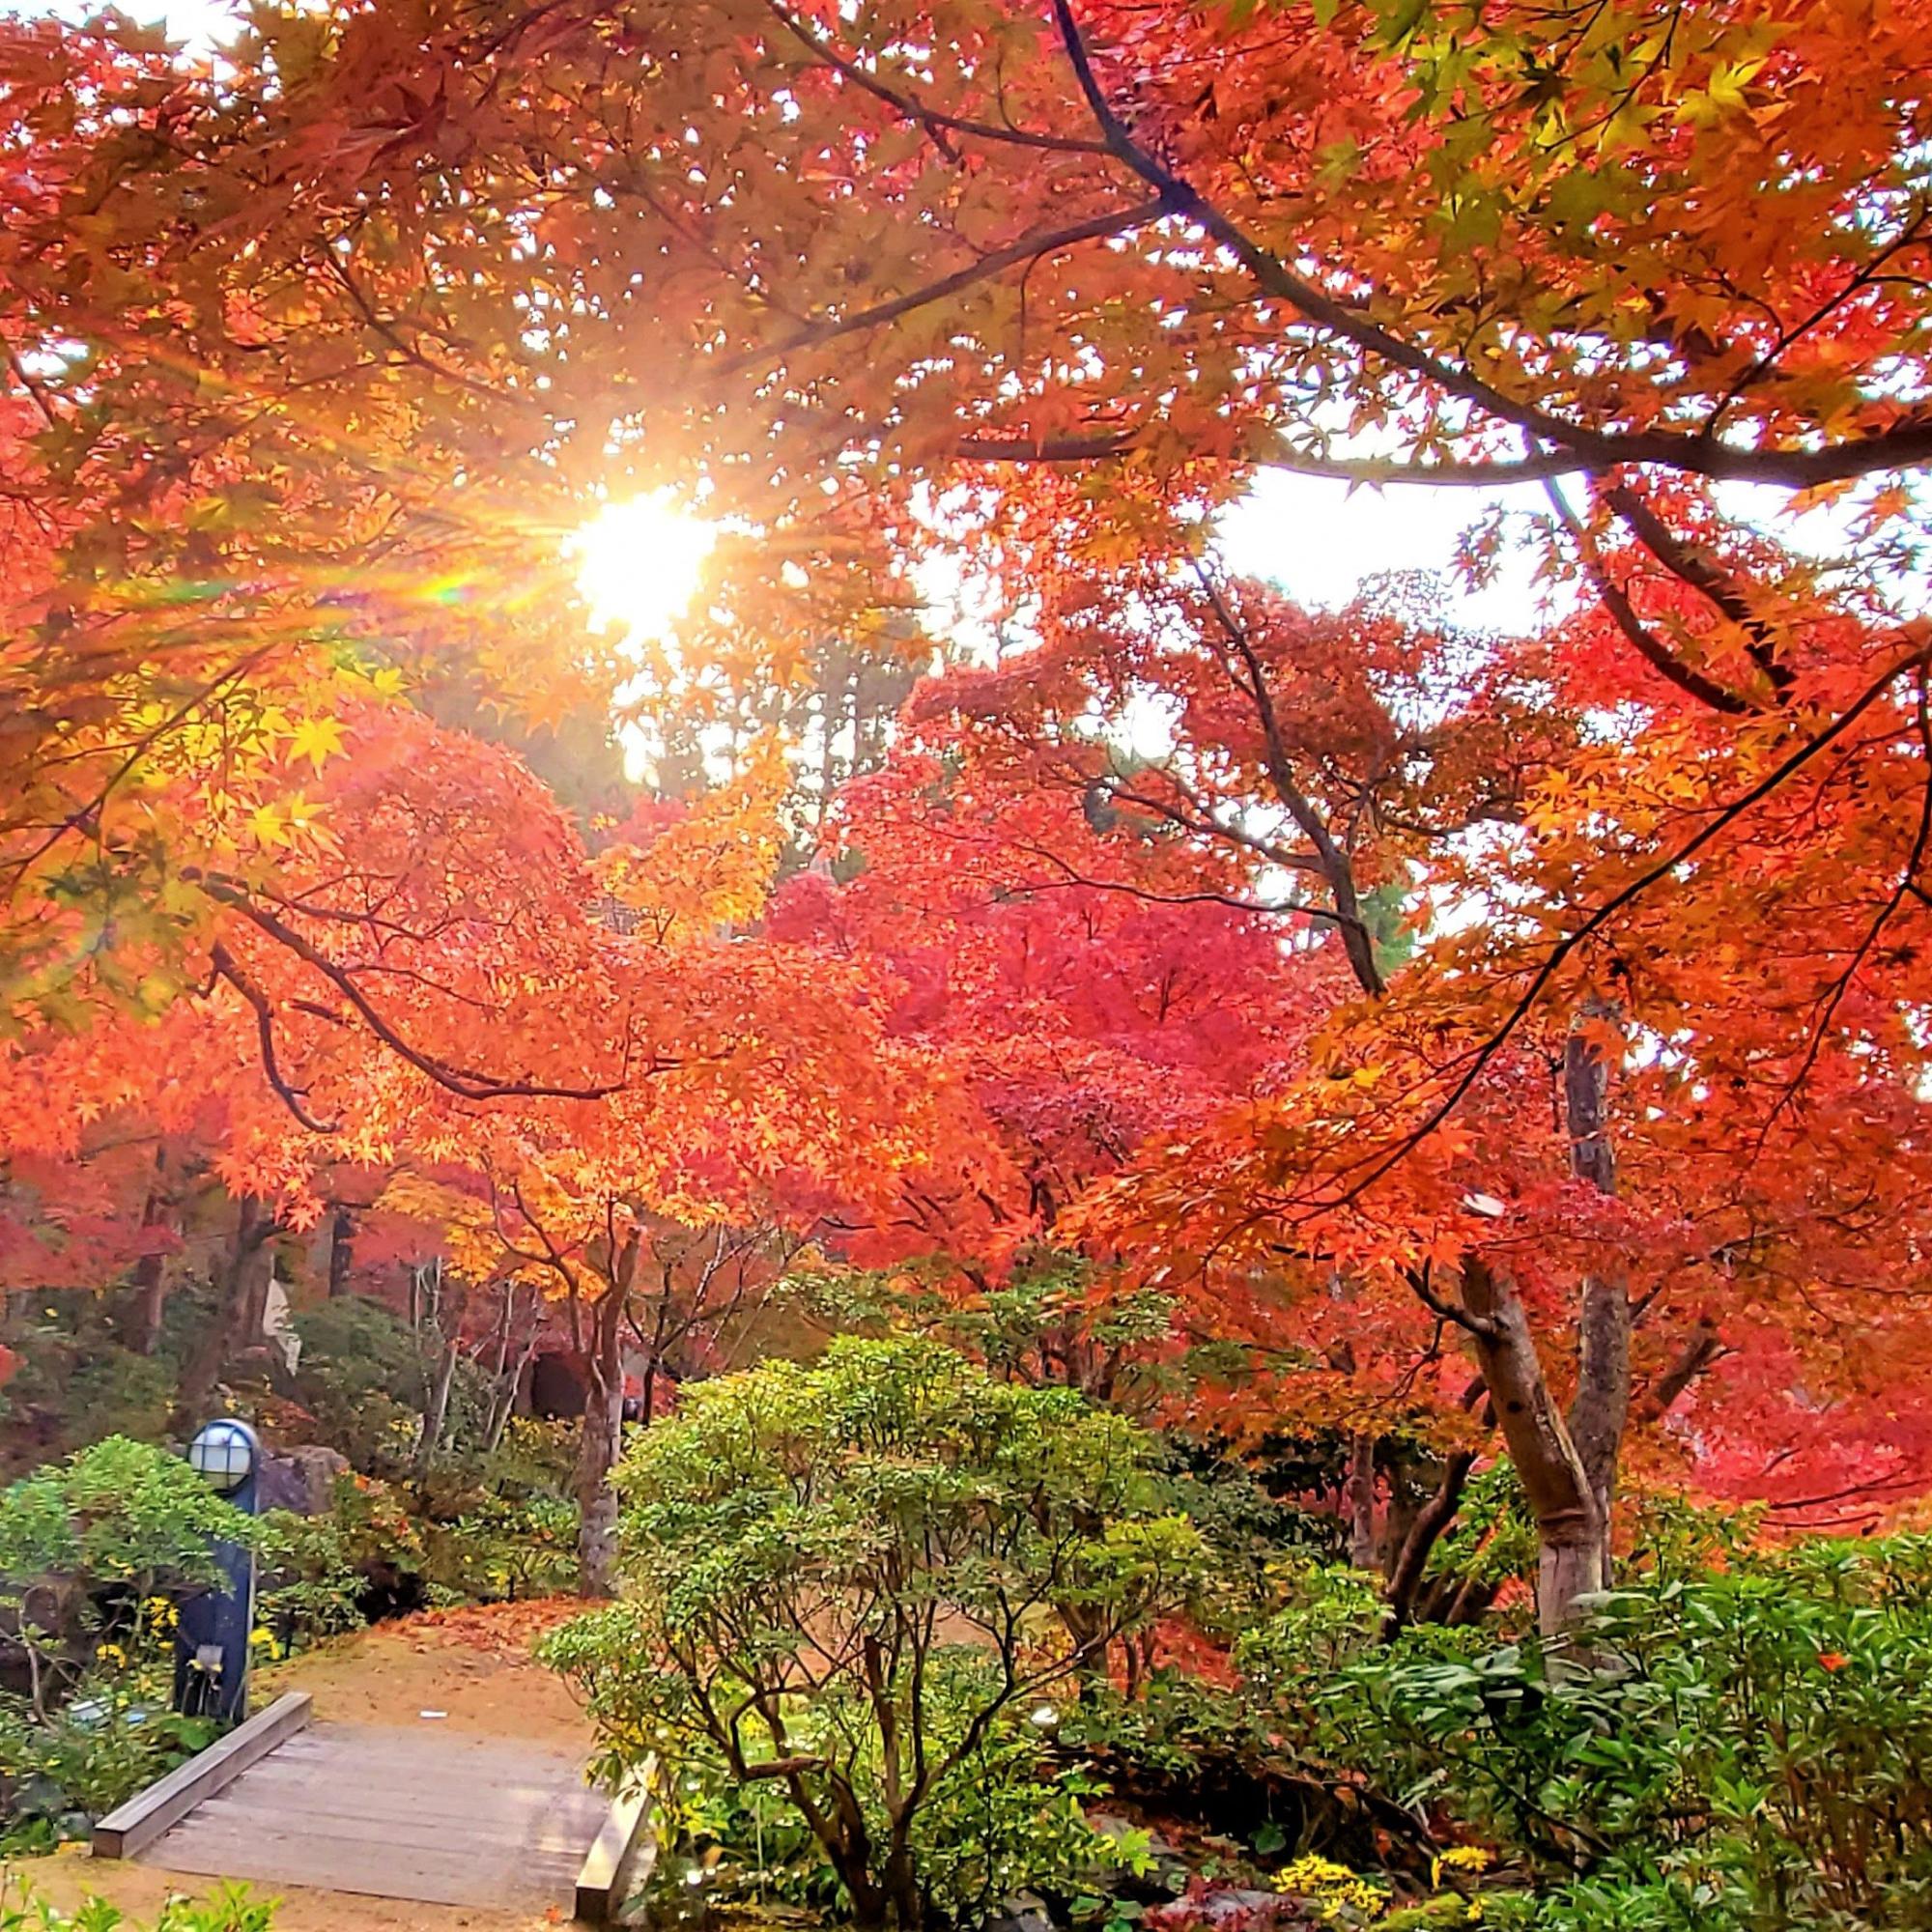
28 0 234 41
1222 471 1553 630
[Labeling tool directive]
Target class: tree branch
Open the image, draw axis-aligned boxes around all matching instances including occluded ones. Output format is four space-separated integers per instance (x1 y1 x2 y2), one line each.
210 940 339 1134
761 0 1112 156
1543 477 1752 715
196 879 632 1102
1039 0 1932 491
1322 631 1932 1208
1603 485 1794 697
724 197 1171 373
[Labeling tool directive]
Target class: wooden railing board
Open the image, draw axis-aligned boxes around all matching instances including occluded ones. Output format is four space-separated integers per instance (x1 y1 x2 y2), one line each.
574 1756 660 1925
92 1690 314 1860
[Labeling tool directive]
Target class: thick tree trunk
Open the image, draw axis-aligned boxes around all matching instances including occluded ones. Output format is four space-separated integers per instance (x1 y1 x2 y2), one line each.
822 1824 888 1930
1460 1260 1605 1636
1457 1012 1634 1635
574 1287 628 1598
173 1195 273 1432
879 1834 923 1932
1571 1277 1631 1593
1563 1011 1630 1599
129 1246 169 1356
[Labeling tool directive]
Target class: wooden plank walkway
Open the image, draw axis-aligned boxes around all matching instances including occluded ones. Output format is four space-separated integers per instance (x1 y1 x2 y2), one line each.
133 1720 611 1910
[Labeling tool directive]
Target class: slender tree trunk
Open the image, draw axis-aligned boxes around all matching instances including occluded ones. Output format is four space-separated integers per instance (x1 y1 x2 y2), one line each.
173 1195 273 1431
1382 1449 1476 1629
241 1250 274 1345
1346 1434 1378 1570
1564 1009 1630 1598
486 1315 538 1453
421 1334 461 1472
481 1283 520 1447
486 1343 534 1452
126 1151 172 1355
574 1286 629 1598
327 1205 355 1297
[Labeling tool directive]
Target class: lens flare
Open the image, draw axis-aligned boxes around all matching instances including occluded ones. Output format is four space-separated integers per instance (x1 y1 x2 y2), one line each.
573 494 715 642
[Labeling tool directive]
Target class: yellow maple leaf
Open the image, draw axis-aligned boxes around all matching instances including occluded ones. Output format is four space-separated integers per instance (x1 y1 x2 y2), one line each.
288 714 347 773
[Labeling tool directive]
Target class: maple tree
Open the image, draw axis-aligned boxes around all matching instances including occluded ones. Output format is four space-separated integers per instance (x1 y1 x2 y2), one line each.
0 13 617 1055
777 527 1932 1628
6 0 1932 1640
1 703 946 1582
246 720 948 1593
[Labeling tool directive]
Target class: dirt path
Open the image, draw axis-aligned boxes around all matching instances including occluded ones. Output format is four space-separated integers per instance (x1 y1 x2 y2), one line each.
4 1601 597 1932
260 1600 590 1747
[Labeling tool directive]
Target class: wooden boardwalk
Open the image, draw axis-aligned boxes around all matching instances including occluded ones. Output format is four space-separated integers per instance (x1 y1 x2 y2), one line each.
132 1719 611 1910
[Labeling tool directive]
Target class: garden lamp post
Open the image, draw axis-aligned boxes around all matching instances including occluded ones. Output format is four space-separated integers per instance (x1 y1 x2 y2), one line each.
176 1418 261 1723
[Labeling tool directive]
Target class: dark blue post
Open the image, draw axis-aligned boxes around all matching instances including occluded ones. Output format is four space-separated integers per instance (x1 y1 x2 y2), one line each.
175 1419 261 1723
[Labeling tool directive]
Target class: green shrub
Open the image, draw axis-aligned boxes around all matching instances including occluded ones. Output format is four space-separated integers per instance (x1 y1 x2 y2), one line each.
0 1437 248 1593
1268 1536 1932 1930
1057 1533 1932 1929
654 1653 1149 1925
0 1875 273 1932
254 1507 364 1648
540 1335 1205 1930
0 1437 255 1716
288 1299 488 1477
0 1439 254 1844
0 1647 218 1851
0 1298 180 1469
422 1418 580 1603
258 1417 581 1630
259 1470 431 1631
433 1492 578 1604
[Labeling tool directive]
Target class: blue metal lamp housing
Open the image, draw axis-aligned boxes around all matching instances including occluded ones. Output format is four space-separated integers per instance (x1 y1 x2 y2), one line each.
176 1418 262 1722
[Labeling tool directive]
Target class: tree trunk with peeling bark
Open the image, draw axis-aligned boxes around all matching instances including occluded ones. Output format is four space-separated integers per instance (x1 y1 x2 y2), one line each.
1563 1009 1630 1604
327 1205 355 1297
1346 1434 1378 1571
125 1150 173 1356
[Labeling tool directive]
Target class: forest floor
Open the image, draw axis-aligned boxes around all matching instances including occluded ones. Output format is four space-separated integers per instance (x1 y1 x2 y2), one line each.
7 1600 593 1932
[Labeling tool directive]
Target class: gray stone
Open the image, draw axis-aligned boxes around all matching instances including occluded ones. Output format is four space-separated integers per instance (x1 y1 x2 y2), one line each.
257 1444 350 1515
984 1892 1057 1932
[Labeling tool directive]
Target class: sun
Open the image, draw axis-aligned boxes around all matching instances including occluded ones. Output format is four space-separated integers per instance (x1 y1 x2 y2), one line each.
573 494 716 643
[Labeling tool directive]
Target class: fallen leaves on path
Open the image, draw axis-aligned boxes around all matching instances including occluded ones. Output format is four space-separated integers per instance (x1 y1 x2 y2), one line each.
398 1597 584 1660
